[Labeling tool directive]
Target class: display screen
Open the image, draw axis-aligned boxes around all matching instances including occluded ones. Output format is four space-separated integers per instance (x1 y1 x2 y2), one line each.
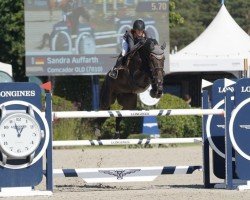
25 0 169 76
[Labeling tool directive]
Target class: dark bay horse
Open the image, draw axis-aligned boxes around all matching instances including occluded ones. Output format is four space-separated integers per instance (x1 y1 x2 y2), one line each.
97 38 166 138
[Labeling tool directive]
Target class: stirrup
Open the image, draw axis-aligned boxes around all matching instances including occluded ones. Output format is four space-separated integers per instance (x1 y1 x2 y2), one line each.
109 70 118 79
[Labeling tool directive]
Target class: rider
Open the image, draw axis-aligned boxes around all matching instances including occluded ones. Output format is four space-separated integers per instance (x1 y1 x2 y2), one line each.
109 19 148 79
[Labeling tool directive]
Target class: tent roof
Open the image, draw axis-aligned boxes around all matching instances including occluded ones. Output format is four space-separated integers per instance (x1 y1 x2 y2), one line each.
168 5 250 73
0 62 12 77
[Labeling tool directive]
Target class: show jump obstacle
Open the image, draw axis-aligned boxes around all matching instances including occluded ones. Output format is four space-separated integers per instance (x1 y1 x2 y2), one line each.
0 78 250 196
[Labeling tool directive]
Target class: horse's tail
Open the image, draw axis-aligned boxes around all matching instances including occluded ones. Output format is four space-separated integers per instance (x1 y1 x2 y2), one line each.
99 75 114 110
37 33 50 50
99 76 107 110
94 75 109 137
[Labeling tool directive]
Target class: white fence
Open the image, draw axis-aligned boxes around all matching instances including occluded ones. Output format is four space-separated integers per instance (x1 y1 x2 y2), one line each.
53 137 202 147
53 109 224 119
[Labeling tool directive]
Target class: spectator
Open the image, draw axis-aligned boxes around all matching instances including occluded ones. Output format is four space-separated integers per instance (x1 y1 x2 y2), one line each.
183 94 192 107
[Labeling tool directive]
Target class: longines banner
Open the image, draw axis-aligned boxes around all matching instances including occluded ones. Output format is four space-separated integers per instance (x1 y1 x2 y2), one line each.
25 0 169 76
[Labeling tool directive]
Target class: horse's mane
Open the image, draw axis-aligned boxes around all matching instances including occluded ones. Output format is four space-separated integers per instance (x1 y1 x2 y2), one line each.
137 38 159 56
148 38 158 45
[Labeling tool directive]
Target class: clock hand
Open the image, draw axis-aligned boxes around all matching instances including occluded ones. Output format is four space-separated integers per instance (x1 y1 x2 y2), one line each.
19 126 25 134
14 123 21 136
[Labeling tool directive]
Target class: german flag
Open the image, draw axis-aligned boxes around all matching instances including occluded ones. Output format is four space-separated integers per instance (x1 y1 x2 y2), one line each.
35 57 45 65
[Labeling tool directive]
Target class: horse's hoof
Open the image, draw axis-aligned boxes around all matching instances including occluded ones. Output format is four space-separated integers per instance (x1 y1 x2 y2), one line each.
150 89 157 98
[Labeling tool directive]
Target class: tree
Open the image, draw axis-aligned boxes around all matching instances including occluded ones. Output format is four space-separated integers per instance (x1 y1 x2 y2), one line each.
170 0 207 50
226 0 250 34
170 0 250 50
169 0 184 28
0 0 25 81
199 0 221 27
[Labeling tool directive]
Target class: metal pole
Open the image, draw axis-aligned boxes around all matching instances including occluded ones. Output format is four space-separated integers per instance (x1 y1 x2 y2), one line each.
225 90 234 189
202 90 212 188
45 92 53 191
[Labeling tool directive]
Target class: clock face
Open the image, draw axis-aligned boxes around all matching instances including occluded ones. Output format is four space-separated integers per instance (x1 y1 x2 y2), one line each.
0 113 42 158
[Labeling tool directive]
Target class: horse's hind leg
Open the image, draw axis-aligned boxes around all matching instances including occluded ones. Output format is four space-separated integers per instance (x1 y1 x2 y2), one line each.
95 78 116 138
115 93 137 138
99 78 116 110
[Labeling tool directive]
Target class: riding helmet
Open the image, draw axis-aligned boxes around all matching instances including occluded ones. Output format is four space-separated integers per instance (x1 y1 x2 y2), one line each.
133 19 145 31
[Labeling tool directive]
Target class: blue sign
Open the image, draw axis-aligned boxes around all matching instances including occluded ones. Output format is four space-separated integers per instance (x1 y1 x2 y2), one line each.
229 78 250 179
0 82 43 187
142 116 160 136
208 79 236 179
0 82 42 108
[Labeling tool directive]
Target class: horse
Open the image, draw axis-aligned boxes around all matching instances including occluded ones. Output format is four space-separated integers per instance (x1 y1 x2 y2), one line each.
39 0 90 49
96 38 166 139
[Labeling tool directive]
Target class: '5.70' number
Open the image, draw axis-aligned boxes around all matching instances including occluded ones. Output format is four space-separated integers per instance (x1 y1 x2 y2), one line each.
151 2 168 11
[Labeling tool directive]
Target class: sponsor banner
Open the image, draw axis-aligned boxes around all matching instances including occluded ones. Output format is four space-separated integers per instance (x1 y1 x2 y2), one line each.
230 78 250 179
0 82 43 187
208 79 236 179
0 82 41 107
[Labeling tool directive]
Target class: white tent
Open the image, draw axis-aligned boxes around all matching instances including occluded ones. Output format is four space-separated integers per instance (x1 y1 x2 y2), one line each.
168 4 250 74
0 62 13 78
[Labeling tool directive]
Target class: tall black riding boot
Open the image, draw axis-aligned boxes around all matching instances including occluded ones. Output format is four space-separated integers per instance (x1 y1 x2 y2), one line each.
109 56 125 79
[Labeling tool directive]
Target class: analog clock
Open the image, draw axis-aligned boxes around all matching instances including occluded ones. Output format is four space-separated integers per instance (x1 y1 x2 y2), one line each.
0 104 45 165
0 113 43 159
0 100 49 169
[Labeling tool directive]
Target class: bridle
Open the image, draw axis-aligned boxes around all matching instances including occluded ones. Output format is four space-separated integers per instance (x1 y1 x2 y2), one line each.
148 46 165 97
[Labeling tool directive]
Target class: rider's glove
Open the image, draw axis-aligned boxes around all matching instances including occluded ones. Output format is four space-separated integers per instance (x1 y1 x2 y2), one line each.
139 38 146 45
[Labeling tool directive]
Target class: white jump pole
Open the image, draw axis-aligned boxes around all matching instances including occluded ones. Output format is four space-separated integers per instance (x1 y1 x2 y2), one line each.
53 138 202 147
51 165 202 183
53 109 224 119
